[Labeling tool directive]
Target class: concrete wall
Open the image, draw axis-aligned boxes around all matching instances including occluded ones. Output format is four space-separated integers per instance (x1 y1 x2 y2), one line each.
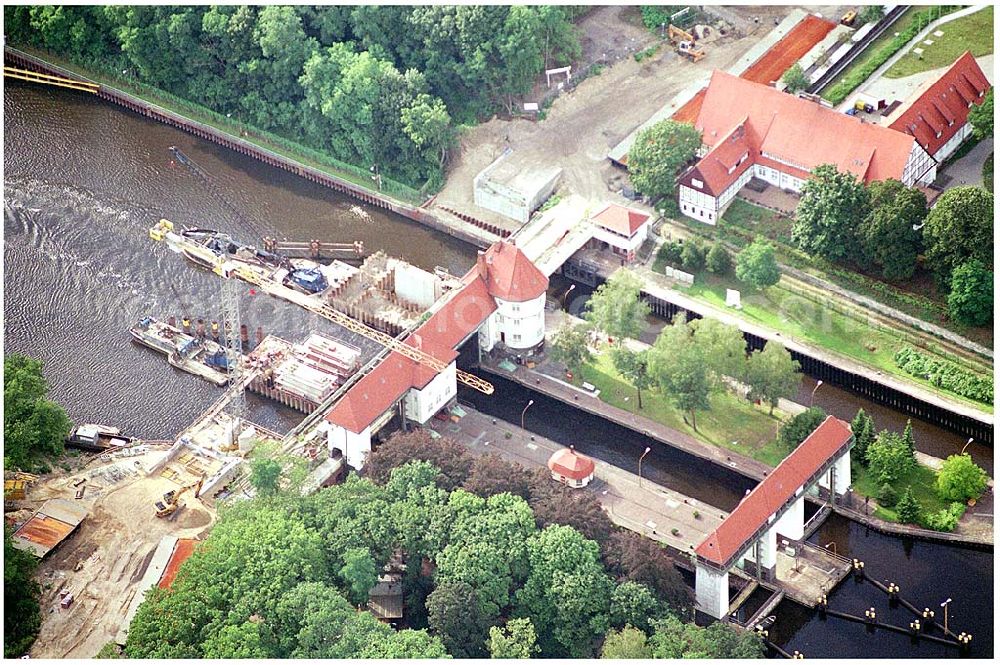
326 422 373 470
474 150 561 223
394 262 438 309
695 563 730 619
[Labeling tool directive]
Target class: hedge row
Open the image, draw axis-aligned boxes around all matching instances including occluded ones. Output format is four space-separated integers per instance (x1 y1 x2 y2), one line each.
893 347 994 404
825 7 959 105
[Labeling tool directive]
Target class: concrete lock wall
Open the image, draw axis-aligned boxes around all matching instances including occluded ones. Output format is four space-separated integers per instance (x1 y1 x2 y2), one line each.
394 262 438 309
695 563 730 619
327 423 372 470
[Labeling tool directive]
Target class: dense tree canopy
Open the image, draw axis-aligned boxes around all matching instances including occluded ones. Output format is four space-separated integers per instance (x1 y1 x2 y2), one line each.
648 317 711 430
628 119 702 201
5 527 42 657
860 179 926 280
922 186 994 286
550 322 595 378
865 431 915 485
779 407 827 451
745 341 801 414
735 238 781 289
584 269 651 342
793 165 870 263
4 5 583 189
936 453 988 502
781 63 808 92
947 260 993 327
4 353 72 471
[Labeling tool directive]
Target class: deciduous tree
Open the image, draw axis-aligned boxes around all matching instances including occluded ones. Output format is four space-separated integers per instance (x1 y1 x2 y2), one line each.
611 346 653 409
4 353 71 471
601 626 653 659
610 581 663 632
488 618 540 659
427 581 490 658
4 527 41 657
550 322 595 378
969 88 993 140
628 119 702 201
922 187 994 286
365 430 473 490
779 407 827 451
648 318 710 430
462 454 532 499
793 165 869 263
735 238 781 289
744 341 800 414
601 531 692 613
936 453 988 502
947 259 993 326
691 317 748 388
339 547 378 605
250 457 282 495
584 269 651 342
781 63 808 92
706 241 731 274
860 179 925 280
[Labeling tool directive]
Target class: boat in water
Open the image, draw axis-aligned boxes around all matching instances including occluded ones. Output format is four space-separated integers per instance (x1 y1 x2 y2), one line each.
130 316 235 387
66 423 134 452
179 228 289 272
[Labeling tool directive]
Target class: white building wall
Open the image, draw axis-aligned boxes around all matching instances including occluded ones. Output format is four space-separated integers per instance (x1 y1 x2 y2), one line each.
327 423 373 470
695 564 730 619
903 141 936 185
774 494 806 541
834 449 852 495
591 224 648 253
494 293 546 349
933 122 971 163
404 362 457 424
478 311 499 352
679 184 718 224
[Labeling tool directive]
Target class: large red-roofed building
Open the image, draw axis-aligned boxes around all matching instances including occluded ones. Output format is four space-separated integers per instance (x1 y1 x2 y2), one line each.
324 240 547 469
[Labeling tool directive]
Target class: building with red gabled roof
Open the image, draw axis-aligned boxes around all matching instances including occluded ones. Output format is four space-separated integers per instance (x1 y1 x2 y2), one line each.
885 51 991 164
589 203 653 264
324 239 550 468
678 70 935 224
694 416 854 618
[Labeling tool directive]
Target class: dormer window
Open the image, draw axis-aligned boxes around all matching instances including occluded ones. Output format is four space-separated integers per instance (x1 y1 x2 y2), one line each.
692 178 703 189
935 130 942 138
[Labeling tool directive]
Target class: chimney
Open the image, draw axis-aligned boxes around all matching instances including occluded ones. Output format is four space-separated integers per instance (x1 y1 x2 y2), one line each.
476 250 488 279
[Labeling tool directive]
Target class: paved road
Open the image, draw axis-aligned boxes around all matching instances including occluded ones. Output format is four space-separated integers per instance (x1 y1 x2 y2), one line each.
430 408 727 554
941 137 994 191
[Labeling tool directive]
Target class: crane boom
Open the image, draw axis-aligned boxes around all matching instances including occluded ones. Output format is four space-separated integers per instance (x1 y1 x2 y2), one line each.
151 219 494 395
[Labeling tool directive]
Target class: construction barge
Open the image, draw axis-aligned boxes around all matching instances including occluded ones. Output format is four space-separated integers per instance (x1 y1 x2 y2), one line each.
66 423 135 452
130 316 235 387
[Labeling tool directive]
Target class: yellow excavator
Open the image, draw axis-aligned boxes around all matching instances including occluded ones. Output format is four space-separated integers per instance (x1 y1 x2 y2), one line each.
155 476 204 519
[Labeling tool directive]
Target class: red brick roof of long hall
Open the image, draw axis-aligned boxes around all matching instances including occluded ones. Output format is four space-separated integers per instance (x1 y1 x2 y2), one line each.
158 538 198 589
695 416 853 568
691 70 918 191
740 14 837 86
477 240 548 303
887 51 991 158
325 263 500 434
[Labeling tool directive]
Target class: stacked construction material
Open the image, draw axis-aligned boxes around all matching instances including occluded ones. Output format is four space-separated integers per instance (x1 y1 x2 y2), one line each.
250 334 363 413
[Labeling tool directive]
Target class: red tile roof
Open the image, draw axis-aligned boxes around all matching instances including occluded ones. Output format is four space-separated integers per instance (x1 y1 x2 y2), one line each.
477 241 548 303
325 254 505 434
592 203 651 236
741 15 837 86
547 447 596 480
672 88 706 124
887 51 991 158
679 121 754 197
158 538 198 589
695 416 853 568
686 70 919 195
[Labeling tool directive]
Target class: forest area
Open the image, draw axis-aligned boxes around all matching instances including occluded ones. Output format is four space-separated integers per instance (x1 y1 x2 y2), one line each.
3 5 586 191
116 431 764 659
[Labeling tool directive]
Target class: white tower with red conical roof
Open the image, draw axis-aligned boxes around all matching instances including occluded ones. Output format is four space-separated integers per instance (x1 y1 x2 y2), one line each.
474 241 549 351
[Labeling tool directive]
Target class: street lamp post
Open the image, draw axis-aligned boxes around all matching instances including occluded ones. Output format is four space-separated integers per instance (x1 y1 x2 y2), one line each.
941 598 952 635
961 438 974 455
561 284 576 309
639 446 651 488
809 380 824 406
370 164 383 191
521 399 534 430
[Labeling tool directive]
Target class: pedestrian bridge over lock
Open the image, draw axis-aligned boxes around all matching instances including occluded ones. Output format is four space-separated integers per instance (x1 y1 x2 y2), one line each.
694 416 855 619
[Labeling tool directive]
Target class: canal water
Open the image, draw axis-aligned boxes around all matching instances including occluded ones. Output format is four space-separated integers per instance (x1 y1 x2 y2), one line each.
4 81 992 658
3 81 475 439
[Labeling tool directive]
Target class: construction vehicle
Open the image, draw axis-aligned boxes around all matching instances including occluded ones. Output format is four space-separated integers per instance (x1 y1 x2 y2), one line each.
840 10 857 26
155 476 204 519
284 266 329 294
668 24 706 62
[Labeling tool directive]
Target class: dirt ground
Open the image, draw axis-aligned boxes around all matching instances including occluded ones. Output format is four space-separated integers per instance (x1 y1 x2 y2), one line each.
11 451 215 658
432 5 857 227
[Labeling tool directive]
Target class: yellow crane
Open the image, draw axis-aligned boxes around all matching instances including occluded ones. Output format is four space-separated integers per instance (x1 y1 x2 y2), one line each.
3 67 99 94
150 219 495 394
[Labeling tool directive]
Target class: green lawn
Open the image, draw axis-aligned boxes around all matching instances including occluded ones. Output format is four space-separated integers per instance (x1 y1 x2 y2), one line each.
579 350 790 467
719 200 794 244
851 460 949 522
676 274 994 414
885 6 993 78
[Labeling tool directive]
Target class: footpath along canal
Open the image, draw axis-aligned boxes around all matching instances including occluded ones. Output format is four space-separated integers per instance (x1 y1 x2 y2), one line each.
4 81 992 658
